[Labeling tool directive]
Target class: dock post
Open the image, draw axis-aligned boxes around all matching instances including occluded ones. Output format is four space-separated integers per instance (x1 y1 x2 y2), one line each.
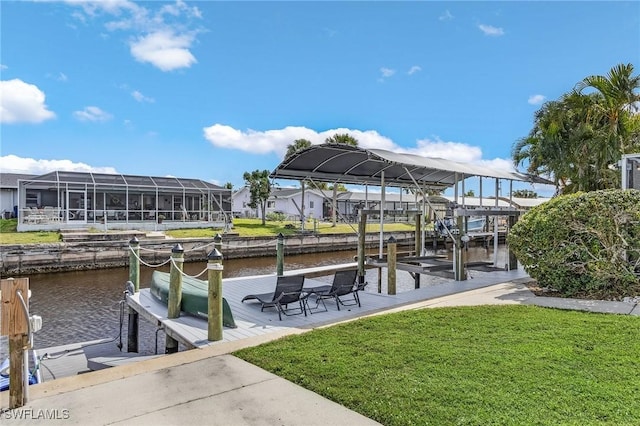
276 233 284 276
507 214 519 270
127 237 140 353
207 248 224 341
414 212 422 257
166 244 184 354
454 216 466 281
387 236 397 295
357 212 366 284
1 277 30 409
214 233 222 253
129 237 140 292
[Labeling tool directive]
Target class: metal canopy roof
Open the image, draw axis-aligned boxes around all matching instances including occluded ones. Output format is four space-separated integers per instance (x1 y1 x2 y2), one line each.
24 171 225 191
271 143 548 189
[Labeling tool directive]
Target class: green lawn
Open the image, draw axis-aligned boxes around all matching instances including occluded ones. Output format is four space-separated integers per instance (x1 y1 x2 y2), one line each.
235 305 640 426
0 217 416 244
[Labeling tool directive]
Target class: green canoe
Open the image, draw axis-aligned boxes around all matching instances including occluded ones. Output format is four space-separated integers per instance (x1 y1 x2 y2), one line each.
149 270 237 328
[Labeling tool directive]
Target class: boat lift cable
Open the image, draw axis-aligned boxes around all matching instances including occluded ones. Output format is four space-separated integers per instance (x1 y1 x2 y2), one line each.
403 166 458 247
306 177 360 235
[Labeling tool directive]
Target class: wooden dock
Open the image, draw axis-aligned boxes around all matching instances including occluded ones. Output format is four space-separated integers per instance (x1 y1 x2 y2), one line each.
127 264 530 350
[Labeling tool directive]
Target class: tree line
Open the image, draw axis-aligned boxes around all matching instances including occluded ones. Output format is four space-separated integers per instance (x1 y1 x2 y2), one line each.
512 63 640 194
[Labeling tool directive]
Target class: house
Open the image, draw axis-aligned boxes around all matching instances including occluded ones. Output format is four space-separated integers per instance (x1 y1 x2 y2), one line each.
232 187 326 220
12 171 232 232
0 173 36 219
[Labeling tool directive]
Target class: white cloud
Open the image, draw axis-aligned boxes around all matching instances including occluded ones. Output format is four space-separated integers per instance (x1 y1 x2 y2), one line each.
0 154 118 175
202 124 506 169
0 79 56 124
478 24 504 36
130 30 197 71
66 0 202 72
132 90 155 103
0 64 7 70
439 10 454 21
408 65 422 75
380 67 396 78
73 106 113 122
528 94 546 105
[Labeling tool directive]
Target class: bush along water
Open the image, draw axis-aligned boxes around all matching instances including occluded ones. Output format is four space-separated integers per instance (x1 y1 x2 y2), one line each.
508 189 640 300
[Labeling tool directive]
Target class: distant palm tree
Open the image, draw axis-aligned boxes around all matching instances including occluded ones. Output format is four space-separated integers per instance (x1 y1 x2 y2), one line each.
285 138 312 160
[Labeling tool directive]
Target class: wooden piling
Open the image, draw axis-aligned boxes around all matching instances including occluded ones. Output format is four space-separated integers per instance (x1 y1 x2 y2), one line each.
276 233 284 276
357 212 367 284
207 249 224 341
387 237 397 295
127 237 140 353
166 244 184 354
414 212 422 257
507 214 519 270
1 277 30 409
454 216 466 281
128 237 140 292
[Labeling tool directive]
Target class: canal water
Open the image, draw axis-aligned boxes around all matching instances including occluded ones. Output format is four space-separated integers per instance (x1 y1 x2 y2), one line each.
21 246 506 354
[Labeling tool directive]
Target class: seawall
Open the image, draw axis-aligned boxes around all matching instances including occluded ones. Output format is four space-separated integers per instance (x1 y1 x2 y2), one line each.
0 231 418 275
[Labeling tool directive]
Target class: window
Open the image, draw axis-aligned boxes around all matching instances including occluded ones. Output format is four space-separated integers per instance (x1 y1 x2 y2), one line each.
309 201 314 208
267 201 276 208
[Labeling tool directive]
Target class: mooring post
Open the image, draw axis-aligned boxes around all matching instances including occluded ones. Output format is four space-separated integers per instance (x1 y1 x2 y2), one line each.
214 233 222 253
166 244 184 354
207 248 224 341
276 233 284 276
127 237 140 353
129 237 140 292
454 216 466 281
387 236 397 295
357 212 367 284
507 214 519 270
1 277 30 409
414 212 422 258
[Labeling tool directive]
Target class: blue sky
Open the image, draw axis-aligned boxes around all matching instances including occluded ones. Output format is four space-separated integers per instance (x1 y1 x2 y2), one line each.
1 1 638 196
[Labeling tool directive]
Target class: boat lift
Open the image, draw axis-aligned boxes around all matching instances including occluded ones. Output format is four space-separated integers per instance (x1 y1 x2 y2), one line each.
271 144 549 283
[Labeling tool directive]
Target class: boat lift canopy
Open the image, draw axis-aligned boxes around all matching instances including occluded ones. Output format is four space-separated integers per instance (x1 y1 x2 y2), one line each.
271 143 549 189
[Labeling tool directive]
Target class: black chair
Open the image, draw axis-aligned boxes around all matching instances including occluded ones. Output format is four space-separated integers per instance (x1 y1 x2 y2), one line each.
241 275 307 320
305 269 367 312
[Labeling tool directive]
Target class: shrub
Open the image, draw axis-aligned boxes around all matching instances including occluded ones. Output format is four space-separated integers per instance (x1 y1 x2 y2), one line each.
266 211 286 222
507 189 640 299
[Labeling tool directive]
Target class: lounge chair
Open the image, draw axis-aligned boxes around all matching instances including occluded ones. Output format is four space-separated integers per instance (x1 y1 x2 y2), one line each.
304 269 366 312
241 275 307 320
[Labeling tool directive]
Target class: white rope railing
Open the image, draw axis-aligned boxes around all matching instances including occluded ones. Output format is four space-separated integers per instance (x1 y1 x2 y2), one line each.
128 246 172 268
169 256 209 279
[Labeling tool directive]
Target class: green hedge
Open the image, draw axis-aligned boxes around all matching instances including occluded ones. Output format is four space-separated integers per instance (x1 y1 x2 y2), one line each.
508 189 640 299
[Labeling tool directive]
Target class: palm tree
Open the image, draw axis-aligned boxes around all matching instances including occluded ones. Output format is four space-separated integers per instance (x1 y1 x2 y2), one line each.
577 63 640 154
285 138 312 160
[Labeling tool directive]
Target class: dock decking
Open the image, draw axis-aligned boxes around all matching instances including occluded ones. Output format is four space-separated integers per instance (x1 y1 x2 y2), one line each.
127 265 530 350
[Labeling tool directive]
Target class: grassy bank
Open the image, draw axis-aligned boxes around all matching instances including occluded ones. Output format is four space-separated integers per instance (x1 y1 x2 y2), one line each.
235 305 640 425
0 218 416 244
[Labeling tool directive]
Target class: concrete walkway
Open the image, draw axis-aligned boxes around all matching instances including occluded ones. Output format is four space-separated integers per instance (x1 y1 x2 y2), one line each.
2 280 638 425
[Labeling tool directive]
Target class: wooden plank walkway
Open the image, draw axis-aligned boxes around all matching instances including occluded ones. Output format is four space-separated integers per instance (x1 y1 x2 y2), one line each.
127 265 530 350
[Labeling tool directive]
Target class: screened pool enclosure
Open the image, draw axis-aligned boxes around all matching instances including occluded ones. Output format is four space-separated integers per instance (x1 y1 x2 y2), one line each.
17 171 232 232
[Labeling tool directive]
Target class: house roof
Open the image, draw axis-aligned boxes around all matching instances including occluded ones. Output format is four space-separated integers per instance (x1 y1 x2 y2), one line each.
271 143 551 189
0 173 37 188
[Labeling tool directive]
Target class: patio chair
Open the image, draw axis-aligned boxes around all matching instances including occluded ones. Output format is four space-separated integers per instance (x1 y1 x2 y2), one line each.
304 269 367 312
241 275 307 320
